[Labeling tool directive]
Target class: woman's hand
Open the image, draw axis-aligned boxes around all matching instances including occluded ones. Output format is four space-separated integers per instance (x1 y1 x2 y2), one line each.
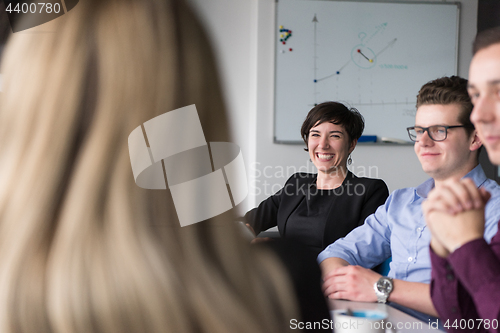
245 223 256 236
250 237 273 244
244 223 274 244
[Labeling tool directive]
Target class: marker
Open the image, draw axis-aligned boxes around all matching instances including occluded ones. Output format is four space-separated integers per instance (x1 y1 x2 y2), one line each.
381 137 409 144
358 135 377 143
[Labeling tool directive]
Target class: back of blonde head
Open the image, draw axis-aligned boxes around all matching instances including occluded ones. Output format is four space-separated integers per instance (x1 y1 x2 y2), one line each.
0 0 298 332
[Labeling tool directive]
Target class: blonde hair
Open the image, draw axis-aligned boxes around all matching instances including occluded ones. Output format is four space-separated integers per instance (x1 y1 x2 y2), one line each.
0 0 298 332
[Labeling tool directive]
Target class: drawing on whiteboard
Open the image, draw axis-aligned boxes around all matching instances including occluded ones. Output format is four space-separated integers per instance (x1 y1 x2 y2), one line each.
311 18 404 109
278 25 293 53
351 23 390 69
274 0 459 143
315 21 398 84
353 47 375 67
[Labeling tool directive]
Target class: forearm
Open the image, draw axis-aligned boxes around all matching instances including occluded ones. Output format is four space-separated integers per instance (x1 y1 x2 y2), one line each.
448 239 500 327
319 257 349 278
429 245 484 330
244 199 279 235
388 280 438 317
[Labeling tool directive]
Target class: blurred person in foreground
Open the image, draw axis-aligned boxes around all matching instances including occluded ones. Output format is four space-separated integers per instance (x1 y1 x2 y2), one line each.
423 27 500 332
0 0 302 332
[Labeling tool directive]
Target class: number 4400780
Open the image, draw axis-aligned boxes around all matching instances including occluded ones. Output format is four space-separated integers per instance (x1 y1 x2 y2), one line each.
6 2 61 14
444 319 499 330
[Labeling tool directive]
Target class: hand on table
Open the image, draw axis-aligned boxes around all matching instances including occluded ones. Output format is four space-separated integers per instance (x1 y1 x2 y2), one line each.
322 265 381 302
422 178 490 255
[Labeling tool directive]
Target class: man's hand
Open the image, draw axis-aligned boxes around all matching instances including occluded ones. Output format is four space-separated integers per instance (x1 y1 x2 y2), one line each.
430 237 450 258
322 265 381 301
423 178 490 253
423 178 490 216
427 209 486 253
320 259 439 316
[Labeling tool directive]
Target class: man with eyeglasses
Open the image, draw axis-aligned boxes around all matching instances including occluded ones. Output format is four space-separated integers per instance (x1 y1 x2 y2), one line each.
318 76 500 320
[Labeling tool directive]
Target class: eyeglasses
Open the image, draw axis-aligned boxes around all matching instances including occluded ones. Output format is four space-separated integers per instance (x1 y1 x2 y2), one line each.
406 125 471 142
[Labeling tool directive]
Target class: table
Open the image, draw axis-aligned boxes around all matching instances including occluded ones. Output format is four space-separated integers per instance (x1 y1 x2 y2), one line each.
329 300 442 332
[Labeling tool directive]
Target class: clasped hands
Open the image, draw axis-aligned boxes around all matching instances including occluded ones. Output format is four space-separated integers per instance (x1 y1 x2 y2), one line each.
422 178 491 258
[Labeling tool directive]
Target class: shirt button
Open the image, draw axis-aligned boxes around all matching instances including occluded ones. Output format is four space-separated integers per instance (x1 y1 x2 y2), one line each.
408 257 413 262
417 227 422 232
451 307 457 313
446 264 453 271
446 274 454 281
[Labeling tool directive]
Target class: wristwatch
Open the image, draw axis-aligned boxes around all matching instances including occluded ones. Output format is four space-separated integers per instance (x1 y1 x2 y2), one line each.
373 276 393 303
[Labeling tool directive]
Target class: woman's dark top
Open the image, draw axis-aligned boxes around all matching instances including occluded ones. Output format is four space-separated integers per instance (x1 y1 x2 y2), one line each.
245 171 389 253
257 239 332 332
285 187 337 251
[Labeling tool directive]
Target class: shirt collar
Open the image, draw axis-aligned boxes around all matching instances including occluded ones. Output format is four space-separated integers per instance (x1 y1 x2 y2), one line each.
414 164 486 201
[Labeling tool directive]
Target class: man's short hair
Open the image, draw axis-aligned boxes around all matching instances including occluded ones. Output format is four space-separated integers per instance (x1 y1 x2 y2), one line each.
473 26 500 55
416 76 474 135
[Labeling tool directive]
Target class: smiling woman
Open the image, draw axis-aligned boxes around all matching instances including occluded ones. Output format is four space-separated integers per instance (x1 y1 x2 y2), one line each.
245 101 389 254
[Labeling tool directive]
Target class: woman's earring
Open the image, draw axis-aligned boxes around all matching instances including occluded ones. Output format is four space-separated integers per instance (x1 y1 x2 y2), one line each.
347 155 352 165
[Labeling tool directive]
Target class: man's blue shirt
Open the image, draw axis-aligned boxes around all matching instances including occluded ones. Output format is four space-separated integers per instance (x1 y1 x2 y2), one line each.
317 165 500 283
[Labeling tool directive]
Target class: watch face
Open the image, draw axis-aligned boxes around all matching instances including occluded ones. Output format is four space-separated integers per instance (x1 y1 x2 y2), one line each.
377 278 393 293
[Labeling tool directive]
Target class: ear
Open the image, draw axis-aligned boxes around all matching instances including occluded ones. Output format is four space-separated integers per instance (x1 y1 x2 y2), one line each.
348 139 358 154
469 131 482 152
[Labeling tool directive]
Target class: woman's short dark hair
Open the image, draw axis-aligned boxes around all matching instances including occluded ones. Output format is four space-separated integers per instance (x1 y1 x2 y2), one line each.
300 101 364 149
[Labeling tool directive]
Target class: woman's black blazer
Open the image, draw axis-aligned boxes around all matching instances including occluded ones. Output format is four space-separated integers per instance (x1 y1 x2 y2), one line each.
245 171 389 250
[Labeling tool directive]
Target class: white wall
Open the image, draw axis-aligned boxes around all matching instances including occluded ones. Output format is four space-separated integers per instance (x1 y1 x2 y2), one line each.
188 0 478 212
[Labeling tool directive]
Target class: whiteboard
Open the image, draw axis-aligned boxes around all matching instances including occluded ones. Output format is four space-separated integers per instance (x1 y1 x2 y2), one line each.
274 0 460 143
